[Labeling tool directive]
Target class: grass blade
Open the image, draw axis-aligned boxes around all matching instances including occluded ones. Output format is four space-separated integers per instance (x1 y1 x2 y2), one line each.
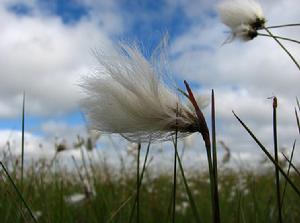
272 97 282 223
263 27 300 71
257 33 300 44
233 111 300 198
172 139 202 223
129 140 151 223
264 23 300 29
136 143 141 223
21 92 25 189
0 161 38 223
281 140 296 209
211 89 220 222
281 153 300 177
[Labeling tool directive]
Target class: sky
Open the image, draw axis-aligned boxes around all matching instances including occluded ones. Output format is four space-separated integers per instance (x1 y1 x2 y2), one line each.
0 0 300 168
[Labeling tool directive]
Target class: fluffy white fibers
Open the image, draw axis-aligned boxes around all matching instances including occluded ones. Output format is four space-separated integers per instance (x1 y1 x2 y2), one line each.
81 42 204 142
217 0 265 41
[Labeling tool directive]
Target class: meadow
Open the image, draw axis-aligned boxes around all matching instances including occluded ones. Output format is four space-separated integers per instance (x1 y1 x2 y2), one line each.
0 133 300 223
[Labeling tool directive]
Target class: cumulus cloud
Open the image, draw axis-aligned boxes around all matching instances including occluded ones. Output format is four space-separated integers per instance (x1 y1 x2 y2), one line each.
0 0 122 118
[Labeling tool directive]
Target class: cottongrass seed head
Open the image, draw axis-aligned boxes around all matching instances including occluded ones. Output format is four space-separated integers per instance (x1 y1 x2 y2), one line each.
217 0 266 41
81 40 207 142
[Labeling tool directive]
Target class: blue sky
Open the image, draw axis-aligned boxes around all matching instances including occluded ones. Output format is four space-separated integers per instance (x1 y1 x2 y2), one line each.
1 0 300 163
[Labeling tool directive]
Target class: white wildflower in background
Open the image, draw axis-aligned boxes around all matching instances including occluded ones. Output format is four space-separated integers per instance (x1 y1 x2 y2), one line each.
217 0 265 41
65 193 87 206
81 41 207 142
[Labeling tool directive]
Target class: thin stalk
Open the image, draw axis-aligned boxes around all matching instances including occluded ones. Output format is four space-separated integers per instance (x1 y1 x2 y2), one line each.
172 138 202 223
281 140 296 209
281 153 300 177
296 97 300 112
0 161 38 223
263 27 300 71
107 194 134 223
211 89 220 222
21 92 25 189
295 108 300 135
272 97 282 223
233 111 300 197
129 140 151 223
172 123 178 223
184 80 220 223
264 23 300 29
136 143 141 223
257 33 300 44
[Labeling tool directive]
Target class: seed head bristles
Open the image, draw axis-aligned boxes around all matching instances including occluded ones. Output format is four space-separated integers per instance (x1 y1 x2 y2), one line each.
81 42 205 142
217 0 265 41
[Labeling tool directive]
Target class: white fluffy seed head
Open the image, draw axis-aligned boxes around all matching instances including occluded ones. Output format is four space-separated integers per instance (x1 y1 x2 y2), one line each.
217 0 265 41
81 42 206 142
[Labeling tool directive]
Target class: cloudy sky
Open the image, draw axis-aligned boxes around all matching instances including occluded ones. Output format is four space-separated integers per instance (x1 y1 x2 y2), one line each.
0 0 300 166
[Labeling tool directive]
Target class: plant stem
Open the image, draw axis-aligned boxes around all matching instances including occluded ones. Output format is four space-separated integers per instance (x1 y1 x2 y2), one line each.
128 140 151 223
172 125 178 223
264 23 300 29
0 161 38 223
257 33 300 44
281 153 300 177
211 90 220 222
21 92 25 189
281 140 296 209
272 97 282 223
184 80 220 223
172 137 202 223
233 111 300 197
136 143 141 223
263 27 300 71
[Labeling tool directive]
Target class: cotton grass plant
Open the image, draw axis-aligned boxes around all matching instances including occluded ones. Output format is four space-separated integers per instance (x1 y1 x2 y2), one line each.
217 0 300 70
80 39 223 222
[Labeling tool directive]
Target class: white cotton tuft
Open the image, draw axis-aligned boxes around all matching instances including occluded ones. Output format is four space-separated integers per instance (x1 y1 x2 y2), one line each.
217 0 265 41
81 42 205 142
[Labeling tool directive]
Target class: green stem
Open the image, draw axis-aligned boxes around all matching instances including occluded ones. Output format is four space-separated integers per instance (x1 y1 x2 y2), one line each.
172 127 178 223
128 140 151 223
173 139 202 223
272 97 282 223
136 143 141 223
281 140 296 209
264 23 300 29
0 161 38 223
281 153 300 177
263 27 300 71
257 33 300 44
211 90 220 223
233 111 300 197
21 92 25 189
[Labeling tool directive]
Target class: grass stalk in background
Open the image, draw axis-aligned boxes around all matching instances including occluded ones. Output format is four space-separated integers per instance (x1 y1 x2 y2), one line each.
171 107 179 223
263 27 300 71
272 97 282 223
21 92 25 189
172 138 202 223
128 140 151 223
281 153 300 177
136 143 141 223
184 80 220 223
233 111 300 197
281 140 296 209
0 161 38 223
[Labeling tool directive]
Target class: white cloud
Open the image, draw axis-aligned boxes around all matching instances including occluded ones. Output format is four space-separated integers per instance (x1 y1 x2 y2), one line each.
0 1 122 118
